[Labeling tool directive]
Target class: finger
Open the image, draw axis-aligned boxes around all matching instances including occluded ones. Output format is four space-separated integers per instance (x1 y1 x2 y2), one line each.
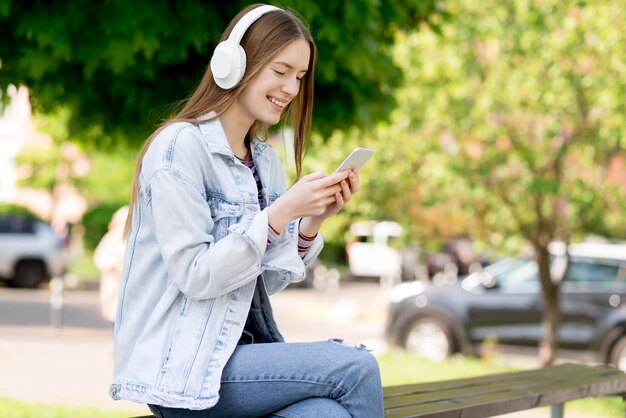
340 180 352 202
349 170 360 193
302 171 327 181
318 183 343 197
334 191 345 208
314 171 350 188
324 195 338 206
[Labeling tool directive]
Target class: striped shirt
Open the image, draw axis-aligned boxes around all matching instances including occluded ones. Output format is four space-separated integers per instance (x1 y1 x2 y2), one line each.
238 154 316 257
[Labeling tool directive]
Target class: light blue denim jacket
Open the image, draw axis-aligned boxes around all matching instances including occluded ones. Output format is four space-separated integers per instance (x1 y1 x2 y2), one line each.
109 117 323 409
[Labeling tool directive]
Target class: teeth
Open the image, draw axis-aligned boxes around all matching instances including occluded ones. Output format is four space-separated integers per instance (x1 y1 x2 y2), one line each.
270 97 286 107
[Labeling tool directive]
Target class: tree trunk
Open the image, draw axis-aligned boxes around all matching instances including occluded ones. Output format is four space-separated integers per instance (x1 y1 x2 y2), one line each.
535 243 560 366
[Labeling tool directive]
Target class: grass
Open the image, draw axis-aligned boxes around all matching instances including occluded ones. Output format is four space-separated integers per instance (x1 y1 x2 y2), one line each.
377 349 521 386
1 351 624 417
0 397 143 418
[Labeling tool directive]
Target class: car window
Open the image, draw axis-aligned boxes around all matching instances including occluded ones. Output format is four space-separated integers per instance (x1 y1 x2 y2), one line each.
0 216 36 234
495 259 539 288
565 259 619 283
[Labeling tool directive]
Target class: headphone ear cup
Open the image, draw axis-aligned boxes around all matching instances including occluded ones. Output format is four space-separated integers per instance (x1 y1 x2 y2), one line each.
210 41 247 90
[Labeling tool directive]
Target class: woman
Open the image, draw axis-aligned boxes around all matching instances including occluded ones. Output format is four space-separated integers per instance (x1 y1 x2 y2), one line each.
110 4 384 417
93 205 129 324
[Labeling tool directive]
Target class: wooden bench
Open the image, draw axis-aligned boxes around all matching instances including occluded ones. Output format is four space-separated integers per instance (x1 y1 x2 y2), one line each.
383 363 626 417
132 363 626 418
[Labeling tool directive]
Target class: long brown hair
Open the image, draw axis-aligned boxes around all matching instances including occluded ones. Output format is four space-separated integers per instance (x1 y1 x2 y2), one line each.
124 4 317 237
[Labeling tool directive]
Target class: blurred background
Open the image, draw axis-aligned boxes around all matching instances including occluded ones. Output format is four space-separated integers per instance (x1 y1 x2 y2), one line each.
1 0 626 417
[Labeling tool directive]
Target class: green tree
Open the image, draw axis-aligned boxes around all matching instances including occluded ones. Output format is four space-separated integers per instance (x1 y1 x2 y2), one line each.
389 0 626 364
15 107 90 223
0 0 444 147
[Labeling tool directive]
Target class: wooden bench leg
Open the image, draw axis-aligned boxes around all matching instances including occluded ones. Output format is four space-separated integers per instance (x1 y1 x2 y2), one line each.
550 403 564 418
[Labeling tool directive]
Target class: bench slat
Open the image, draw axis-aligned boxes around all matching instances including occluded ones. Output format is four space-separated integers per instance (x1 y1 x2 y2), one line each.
383 364 626 418
385 390 541 418
385 364 626 407
384 363 613 397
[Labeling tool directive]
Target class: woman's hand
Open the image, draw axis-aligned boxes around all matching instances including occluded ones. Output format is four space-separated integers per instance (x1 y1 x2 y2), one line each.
311 169 359 221
268 171 350 231
299 169 360 237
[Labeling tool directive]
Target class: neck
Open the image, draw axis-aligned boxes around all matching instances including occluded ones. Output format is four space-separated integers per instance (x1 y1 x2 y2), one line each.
219 104 254 158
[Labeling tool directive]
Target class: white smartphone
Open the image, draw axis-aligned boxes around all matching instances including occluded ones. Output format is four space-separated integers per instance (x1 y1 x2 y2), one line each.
334 147 374 173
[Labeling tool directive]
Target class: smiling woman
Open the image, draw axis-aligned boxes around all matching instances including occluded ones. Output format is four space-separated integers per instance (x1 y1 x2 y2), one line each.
110 3 383 418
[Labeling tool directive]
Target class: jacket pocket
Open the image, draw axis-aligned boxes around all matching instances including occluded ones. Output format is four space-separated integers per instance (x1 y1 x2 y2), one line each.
207 198 243 238
267 192 281 207
156 297 216 393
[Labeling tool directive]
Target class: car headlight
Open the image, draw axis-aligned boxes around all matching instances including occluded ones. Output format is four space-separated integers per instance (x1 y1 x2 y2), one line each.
389 281 425 304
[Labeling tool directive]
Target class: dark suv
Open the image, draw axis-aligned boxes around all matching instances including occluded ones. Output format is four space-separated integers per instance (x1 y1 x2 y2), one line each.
0 213 68 288
385 242 626 370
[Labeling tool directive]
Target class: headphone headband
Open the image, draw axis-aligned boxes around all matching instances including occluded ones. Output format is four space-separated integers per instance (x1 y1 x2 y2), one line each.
227 5 281 45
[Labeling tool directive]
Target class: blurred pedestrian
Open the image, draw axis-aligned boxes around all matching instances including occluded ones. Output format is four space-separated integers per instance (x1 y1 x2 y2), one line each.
93 206 128 324
110 4 383 417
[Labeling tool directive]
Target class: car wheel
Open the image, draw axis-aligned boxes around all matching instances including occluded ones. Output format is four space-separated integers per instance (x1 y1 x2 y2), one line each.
402 317 454 362
13 261 47 289
610 336 626 372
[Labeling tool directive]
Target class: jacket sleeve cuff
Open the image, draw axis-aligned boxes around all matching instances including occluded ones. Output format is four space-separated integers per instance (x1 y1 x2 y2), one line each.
301 231 324 267
227 208 269 258
261 220 324 280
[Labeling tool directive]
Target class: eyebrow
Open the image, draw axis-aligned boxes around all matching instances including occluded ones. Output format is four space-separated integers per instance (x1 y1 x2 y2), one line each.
273 61 308 73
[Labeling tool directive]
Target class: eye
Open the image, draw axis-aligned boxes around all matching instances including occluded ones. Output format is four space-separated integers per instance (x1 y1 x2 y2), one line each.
273 69 285 76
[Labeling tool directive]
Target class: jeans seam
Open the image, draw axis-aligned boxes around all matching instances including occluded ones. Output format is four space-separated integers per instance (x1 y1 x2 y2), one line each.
221 378 349 399
220 377 342 390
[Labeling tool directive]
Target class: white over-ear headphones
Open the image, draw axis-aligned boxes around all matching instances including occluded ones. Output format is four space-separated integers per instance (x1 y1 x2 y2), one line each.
210 5 282 90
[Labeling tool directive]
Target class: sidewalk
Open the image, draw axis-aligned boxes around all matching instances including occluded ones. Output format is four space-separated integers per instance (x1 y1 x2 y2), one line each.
0 326 148 414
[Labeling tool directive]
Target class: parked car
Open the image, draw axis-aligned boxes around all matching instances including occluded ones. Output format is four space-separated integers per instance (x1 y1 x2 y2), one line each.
0 213 68 288
385 242 626 370
346 220 403 280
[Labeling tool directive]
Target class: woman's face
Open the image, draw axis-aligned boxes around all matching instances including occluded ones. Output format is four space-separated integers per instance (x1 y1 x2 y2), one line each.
236 38 310 127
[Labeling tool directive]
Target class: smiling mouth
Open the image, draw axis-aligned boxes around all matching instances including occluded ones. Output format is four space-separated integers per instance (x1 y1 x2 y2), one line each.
269 96 287 108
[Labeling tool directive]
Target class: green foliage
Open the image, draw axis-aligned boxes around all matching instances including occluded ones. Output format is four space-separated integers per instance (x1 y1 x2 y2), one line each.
80 147 137 207
15 108 68 191
81 203 123 252
0 0 444 147
15 107 91 197
386 0 626 247
0 203 40 220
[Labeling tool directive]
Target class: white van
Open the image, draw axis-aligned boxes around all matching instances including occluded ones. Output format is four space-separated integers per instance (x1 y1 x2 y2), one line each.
346 221 403 280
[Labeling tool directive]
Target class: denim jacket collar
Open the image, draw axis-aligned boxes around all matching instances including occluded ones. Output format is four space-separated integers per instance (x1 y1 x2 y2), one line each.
197 113 234 157
197 114 272 194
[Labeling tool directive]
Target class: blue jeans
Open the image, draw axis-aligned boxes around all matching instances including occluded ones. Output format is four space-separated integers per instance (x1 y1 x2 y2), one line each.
148 339 384 417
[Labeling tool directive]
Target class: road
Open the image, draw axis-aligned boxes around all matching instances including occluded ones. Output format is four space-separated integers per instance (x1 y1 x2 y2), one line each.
0 280 602 417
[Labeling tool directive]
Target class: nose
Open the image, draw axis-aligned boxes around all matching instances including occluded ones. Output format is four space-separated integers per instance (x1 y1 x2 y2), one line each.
281 76 300 97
